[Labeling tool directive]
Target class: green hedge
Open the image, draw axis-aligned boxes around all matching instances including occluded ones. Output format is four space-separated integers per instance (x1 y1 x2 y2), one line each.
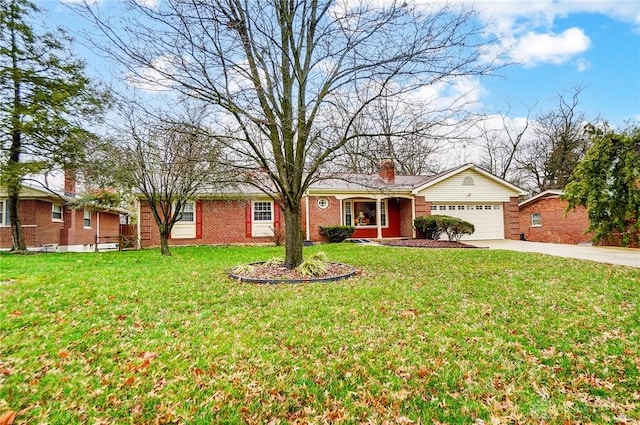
319 225 356 243
414 215 475 242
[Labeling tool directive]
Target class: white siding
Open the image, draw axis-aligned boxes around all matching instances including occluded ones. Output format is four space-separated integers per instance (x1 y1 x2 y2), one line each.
416 170 519 202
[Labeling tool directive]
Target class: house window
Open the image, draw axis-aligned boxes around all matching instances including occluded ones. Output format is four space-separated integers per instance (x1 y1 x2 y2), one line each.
457 205 465 210
344 201 353 226
448 205 456 210
531 213 542 227
439 205 446 211
0 200 8 226
462 176 475 186
430 205 437 211
83 210 92 228
177 201 195 222
317 198 329 209
52 204 63 221
253 201 273 221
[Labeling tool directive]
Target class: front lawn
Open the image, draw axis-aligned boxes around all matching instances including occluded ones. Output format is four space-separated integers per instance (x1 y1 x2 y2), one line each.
1 245 638 424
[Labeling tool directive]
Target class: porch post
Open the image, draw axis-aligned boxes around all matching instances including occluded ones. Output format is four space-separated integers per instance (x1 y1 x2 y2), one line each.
376 198 382 239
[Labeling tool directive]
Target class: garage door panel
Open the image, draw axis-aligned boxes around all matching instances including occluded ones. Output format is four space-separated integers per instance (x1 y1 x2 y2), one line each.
432 204 503 240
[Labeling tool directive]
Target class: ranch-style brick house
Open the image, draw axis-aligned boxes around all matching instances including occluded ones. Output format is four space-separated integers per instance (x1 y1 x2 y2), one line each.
137 162 526 248
0 174 128 251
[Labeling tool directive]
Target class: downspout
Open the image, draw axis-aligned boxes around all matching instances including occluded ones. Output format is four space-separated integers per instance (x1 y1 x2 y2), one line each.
304 192 310 241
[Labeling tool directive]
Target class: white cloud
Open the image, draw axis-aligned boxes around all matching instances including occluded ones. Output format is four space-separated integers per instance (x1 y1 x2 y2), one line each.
576 58 591 72
125 55 177 92
463 1 638 67
511 27 591 67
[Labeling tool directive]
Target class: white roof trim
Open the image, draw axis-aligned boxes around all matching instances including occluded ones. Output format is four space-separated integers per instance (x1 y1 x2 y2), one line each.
411 164 526 195
518 189 564 208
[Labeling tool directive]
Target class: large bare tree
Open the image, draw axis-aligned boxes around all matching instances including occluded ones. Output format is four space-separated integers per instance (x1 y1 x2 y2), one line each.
77 0 497 267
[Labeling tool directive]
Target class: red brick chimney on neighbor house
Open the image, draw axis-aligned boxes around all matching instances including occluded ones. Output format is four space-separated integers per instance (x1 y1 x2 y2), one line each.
64 169 76 196
378 158 395 184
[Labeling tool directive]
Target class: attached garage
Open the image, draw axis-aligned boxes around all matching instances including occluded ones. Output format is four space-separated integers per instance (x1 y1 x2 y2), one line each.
413 166 525 241
430 203 504 240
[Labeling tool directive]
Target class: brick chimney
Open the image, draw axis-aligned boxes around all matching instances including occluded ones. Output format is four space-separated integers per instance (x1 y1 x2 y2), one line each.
378 158 395 184
64 169 76 196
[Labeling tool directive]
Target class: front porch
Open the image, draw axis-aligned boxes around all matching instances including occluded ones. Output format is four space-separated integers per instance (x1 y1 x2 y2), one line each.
343 197 414 239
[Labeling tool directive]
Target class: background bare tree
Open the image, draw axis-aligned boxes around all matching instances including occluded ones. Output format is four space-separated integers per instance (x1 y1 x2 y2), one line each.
335 92 474 175
518 87 590 192
77 0 498 266
114 109 226 256
474 108 531 185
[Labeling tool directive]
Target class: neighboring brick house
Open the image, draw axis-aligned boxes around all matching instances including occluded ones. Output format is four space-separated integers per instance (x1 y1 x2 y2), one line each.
137 163 526 248
518 190 593 245
0 177 127 251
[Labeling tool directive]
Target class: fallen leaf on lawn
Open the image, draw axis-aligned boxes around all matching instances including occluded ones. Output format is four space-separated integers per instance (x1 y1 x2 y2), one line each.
140 351 158 361
0 411 16 425
8 311 21 318
58 351 70 359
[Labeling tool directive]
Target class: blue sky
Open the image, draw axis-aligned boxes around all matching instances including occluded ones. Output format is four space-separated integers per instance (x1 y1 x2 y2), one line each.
36 0 640 129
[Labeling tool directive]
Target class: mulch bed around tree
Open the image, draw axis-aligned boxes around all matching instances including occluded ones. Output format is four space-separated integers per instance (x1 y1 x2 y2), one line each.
378 239 478 248
230 262 357 283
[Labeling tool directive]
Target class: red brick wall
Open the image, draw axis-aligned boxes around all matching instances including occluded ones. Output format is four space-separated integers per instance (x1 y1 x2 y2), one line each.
139 199 285 248
0 199 65 249
98 212 121 240
414 197 430 217
503 197 520 240
303 196 341 242
398 198 414 238
64 208 96 246
519 197 592 244
33 200 64 246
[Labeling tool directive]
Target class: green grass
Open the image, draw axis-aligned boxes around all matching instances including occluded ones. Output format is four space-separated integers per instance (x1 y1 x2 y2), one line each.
1 244 639 424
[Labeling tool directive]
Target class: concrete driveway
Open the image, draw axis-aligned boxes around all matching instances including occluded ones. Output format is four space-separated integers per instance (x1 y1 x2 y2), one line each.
468 240 640 268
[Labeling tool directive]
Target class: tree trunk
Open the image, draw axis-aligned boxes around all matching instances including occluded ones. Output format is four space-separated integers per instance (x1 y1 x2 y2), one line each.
8 183 26 252
159 229 172 256
283 203 303 268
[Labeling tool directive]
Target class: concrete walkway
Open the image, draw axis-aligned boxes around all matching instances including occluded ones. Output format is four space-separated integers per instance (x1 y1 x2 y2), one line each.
468 240 640 268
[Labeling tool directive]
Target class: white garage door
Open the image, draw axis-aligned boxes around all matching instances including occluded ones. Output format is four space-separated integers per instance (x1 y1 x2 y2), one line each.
431 204 504 240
